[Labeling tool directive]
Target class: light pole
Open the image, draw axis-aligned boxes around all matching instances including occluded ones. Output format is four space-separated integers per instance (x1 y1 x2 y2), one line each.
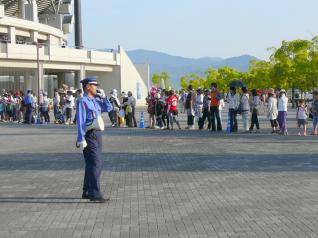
34 42 42 106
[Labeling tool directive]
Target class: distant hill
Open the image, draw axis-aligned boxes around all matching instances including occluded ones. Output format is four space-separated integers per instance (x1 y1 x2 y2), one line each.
126 49 257 88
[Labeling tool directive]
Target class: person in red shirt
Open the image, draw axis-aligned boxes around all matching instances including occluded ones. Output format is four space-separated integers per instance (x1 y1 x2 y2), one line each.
167 90 181 130
210 83 223 132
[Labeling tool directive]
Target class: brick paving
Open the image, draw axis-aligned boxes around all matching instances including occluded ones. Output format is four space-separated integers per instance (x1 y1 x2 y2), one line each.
0 109 318 238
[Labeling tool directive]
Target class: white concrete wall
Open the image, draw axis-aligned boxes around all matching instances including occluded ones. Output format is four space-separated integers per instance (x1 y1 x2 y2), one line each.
86 67 121 96
119 47 148 105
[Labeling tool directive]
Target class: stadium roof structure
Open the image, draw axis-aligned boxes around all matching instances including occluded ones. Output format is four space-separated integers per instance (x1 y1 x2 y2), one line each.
0 0 62 17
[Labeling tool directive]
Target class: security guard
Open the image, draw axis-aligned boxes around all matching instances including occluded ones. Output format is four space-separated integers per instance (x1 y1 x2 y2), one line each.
76 76 113 203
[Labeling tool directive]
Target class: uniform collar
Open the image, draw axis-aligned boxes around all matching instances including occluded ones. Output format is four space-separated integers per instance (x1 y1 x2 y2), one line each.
84 93 95 101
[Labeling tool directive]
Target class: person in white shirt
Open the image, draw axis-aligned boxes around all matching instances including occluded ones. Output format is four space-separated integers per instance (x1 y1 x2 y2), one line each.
296 99 308 136
218 98 225 127
65 90 75 125
194 88 204 129
278 89 289 135
240 87 250 133
267 88 279 133
227 87 240 132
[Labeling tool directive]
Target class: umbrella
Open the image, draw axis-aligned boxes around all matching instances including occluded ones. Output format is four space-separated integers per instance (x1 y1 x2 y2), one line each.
228 80 247 88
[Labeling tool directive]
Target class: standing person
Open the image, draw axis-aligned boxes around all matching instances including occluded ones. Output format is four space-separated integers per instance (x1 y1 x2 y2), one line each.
278 89 289 135
127 91 137 127
218 97 225 127
65 91 75 125
76 76 113 203
24 90 34 124
240 87 250 133
249 89 261 133
154 93 165 129
267 88 279 133
109 89 120 127
0 96 5 121
296 99 308 136
310 91 318 135
146 92 156 129
227 87 240 132
167 90 181 130
185 85 195 130
41 92 50 123
210 83 223 132
121 91 129 127
199 89 211 130
73 89 83 125
194 88 204 130
53 89 60 122
180 89 187 113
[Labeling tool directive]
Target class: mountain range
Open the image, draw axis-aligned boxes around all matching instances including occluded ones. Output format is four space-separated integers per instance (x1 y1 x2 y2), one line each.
126 49 257 87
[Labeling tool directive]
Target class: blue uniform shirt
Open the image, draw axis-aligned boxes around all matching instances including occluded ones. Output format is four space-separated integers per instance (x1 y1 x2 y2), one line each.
24 94 33 105
76 93 110 143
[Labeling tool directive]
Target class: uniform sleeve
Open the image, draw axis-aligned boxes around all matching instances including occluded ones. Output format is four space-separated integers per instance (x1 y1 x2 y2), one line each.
76 100 86 143
96 97 113 113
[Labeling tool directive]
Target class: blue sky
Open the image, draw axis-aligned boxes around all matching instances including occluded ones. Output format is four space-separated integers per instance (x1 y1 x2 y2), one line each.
70 0 318 59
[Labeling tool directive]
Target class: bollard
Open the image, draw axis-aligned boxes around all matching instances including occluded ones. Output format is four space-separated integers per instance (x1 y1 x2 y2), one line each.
139 112 145 128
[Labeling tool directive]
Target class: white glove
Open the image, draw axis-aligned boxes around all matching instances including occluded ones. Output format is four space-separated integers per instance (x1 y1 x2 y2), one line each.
96 89 106 99
76 140 87 150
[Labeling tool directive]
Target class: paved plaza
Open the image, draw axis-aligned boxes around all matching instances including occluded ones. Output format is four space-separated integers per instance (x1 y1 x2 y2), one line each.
0 110 318 238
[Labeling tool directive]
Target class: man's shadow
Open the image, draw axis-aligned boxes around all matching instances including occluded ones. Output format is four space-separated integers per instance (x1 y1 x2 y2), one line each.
0 197 93 204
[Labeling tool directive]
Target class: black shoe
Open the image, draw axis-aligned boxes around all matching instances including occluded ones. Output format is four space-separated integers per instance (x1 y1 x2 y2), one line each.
90 197 110 203
82 192 89 199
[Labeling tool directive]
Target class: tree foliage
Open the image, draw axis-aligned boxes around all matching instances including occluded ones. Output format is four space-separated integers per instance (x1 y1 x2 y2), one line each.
179 37 318 92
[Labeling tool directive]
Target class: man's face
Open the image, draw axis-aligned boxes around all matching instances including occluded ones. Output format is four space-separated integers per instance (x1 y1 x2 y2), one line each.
314 94 318 101
86 84 98 96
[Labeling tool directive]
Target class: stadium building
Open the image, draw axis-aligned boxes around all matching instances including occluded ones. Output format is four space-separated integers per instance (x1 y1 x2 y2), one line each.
0 0 149 103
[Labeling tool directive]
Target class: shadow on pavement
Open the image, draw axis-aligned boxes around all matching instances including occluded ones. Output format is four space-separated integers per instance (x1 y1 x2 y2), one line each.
0 152 317 172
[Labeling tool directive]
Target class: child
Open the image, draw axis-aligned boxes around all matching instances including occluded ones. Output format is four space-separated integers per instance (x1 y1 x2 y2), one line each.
278 89 288 135
311 91 318 135
296 99 307 136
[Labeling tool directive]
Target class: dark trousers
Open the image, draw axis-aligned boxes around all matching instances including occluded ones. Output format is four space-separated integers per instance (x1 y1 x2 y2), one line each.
127 107 137 127
210 106 222 131
53 104 59 120
198 108 211 129
83 130 103 199
270 119 278 128
229 109 238 132
41 109 50 122
25 104 33 124
187 115 194 126
249 109 259 130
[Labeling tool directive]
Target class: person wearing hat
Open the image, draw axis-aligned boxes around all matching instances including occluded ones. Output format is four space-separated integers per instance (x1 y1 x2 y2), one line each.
278 89 289 135
267 88 279 133
76 76 113 203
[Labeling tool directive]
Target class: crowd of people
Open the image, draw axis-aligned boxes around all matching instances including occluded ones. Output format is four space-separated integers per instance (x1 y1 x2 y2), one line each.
0 87 138 128
1 83 318 136
145 84 318 136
